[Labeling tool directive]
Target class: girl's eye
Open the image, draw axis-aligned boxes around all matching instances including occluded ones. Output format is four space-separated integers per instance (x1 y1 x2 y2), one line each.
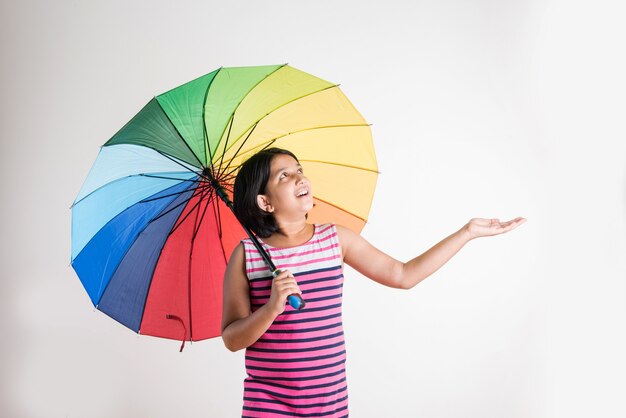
279 169 302 179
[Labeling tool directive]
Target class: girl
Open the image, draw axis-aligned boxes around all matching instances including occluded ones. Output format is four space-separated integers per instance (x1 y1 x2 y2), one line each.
221 147 526 417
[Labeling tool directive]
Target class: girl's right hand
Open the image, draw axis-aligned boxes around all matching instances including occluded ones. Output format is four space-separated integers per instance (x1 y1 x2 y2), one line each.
267 269 302 316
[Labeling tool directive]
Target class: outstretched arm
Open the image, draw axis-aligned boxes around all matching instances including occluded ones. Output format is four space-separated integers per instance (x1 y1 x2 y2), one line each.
337 217 526 290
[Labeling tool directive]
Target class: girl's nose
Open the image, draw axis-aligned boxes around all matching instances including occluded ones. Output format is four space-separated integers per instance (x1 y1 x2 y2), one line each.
296 174 308 185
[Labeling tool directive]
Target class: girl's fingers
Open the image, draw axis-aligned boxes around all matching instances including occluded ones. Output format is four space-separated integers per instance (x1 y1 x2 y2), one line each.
276 280 301 293
273 270 302 295
274 277 298 287
278 287 302 297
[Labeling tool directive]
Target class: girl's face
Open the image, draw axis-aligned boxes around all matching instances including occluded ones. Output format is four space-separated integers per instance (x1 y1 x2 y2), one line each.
257 153 313 217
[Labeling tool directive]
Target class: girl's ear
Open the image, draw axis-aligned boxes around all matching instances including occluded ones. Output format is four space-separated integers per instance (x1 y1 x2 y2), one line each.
257 194 274 213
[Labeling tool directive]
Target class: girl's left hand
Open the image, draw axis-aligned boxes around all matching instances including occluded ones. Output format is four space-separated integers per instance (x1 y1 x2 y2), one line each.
465 217 527 240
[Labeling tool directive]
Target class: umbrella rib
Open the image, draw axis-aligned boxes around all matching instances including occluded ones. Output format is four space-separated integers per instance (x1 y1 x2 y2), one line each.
201 67 224 173
211 64 287 165
192 187 213 241
220 183 234 194
218 136 274 182
297 160 380 174
215 183 234 210
214 187 223 239
71 172 198 208
210 189 230 266
166 185 209 238
221 83 339 158
219 176 236 188
188 188 217 331
153 98 206 168
139 173 204 183
148 183 208 226
154 149 207 179
138 180 203 204
215 121 259 180
215 114 235 177
185 185 211 343
207 181 234 207
217 123 371 171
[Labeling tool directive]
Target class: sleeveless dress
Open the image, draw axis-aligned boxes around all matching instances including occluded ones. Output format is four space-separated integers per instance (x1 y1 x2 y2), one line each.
240 223 349 417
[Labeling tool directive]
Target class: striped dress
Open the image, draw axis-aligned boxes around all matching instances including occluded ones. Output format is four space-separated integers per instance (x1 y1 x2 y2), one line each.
240 223 349 417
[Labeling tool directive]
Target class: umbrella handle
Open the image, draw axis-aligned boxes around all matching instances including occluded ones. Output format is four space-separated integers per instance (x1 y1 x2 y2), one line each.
273 269 306 310
287 294 306 310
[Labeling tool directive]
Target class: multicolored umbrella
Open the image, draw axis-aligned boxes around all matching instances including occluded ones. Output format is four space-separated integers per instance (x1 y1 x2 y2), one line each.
71 64 378 348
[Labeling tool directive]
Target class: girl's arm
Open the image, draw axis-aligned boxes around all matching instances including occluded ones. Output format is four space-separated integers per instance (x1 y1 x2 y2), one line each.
337 217 525 289
221 243 301 352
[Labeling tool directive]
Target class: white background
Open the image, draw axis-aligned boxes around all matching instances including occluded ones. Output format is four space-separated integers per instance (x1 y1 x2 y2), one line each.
1 0 625 417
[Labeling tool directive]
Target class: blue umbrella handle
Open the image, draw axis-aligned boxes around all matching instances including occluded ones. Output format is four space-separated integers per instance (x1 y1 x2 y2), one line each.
273 269 306 310
287 294 306 310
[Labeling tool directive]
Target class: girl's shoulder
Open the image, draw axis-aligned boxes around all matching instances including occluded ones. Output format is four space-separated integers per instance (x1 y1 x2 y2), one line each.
316 223 340 243
332 223 349 239
333 223 367 258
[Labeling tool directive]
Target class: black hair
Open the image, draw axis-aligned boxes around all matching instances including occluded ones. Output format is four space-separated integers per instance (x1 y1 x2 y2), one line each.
233 147 305 238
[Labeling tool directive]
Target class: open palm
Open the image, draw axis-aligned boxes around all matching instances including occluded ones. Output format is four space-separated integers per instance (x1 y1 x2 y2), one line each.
466 217 526 239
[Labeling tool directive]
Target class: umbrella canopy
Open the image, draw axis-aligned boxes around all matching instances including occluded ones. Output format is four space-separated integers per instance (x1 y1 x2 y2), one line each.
71 64 378 346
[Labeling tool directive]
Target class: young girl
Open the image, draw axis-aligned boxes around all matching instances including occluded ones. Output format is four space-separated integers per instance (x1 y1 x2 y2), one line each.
221 147 526 417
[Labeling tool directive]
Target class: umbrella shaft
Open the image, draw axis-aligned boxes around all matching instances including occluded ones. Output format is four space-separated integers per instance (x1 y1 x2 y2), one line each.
205 169 276 271
206 170 305 310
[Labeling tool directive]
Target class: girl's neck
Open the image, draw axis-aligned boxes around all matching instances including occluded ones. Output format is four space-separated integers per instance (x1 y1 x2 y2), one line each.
264 221 314 247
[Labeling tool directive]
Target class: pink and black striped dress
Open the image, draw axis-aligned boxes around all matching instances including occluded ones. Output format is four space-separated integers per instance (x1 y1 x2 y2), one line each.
240 223 349 417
